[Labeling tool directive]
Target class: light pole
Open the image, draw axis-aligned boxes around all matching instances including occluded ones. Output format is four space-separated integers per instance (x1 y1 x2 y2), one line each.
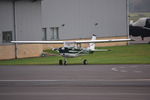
13 0 17 59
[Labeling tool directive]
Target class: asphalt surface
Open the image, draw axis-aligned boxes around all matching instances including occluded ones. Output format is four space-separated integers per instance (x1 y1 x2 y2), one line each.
0 64 150 100
130 36 150 44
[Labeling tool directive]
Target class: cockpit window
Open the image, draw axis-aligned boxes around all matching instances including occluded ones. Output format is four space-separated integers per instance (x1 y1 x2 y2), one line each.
64 42 75 48
133 18 146 27
145 19 150 28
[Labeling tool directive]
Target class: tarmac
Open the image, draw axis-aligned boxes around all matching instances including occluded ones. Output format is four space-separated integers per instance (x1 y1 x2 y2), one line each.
0 64 150 100
129 36 150 44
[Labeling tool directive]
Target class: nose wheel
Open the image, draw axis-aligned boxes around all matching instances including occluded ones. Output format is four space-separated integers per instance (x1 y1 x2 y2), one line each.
83 59 88 65
59 59 67 65
59 59 63 65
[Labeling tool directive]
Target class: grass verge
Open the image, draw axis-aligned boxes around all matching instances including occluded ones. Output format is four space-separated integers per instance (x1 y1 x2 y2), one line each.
0 44 150 65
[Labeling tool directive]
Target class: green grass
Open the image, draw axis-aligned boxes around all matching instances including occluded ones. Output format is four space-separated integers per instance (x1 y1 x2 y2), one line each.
129 12 150 22
0 44 150 65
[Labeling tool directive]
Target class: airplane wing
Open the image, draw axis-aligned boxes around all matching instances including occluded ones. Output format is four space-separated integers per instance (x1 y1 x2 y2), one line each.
75 39 132 43
11 41 64 44
11 39 132 44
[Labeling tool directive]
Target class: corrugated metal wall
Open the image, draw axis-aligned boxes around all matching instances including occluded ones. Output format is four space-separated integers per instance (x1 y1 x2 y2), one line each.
0 1 14 43
0 0 42 44
0 0 128 42
15 1 42 41
42 0 128 40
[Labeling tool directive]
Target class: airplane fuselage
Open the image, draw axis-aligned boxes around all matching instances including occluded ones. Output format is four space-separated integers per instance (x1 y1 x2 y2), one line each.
56 47 94 58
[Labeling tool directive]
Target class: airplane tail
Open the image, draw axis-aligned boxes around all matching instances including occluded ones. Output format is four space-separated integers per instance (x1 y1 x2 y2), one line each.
89 34 96 50
88 35 111 52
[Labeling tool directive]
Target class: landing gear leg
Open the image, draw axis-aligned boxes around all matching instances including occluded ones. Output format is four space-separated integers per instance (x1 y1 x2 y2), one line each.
83 59 88 65
63 58 67 65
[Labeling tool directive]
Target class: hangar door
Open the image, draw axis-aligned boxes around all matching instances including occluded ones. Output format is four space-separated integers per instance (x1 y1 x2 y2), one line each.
50 27 59 40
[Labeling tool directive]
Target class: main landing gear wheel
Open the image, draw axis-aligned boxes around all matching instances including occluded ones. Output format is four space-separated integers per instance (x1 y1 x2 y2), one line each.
63 60 67 65
83 59 88 65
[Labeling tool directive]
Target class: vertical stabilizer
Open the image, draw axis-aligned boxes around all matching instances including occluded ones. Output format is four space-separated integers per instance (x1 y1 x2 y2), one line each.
89 34 96 50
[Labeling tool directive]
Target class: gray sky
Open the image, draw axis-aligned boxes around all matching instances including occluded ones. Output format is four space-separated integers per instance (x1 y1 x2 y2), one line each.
129 0 150 12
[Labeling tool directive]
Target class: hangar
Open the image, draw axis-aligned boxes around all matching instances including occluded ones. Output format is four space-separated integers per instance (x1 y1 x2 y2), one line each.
42 0 129 40
0 0 129 59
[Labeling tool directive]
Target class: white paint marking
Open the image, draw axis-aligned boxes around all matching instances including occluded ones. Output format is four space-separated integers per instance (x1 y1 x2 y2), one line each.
134 70 142 73
111 67 118 72
0 80 59 82
0 93 149 96
130 66 138 68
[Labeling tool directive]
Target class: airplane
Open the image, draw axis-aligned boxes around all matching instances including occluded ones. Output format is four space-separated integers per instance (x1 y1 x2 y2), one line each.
129 17 150 40
11 34 131 65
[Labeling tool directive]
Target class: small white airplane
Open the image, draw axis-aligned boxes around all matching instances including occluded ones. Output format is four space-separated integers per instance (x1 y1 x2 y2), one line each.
11 34 131 65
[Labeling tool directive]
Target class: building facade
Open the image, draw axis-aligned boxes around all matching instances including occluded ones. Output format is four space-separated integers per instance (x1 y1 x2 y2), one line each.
0 0 42 44
0 0 43 59
42 0 128 40
0 0 129 59
0 0 128 43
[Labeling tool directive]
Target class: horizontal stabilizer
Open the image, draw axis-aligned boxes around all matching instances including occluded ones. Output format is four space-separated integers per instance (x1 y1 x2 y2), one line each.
91 49 111 52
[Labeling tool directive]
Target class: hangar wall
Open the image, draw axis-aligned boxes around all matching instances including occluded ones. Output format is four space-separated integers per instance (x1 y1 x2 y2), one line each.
15 1 42 41
0 0 128 42
0 0 42 44
0 0 43 60
0 1 14 43
0 44 43 60
42 0 128 40
0 0 129 60
0 44 15 60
